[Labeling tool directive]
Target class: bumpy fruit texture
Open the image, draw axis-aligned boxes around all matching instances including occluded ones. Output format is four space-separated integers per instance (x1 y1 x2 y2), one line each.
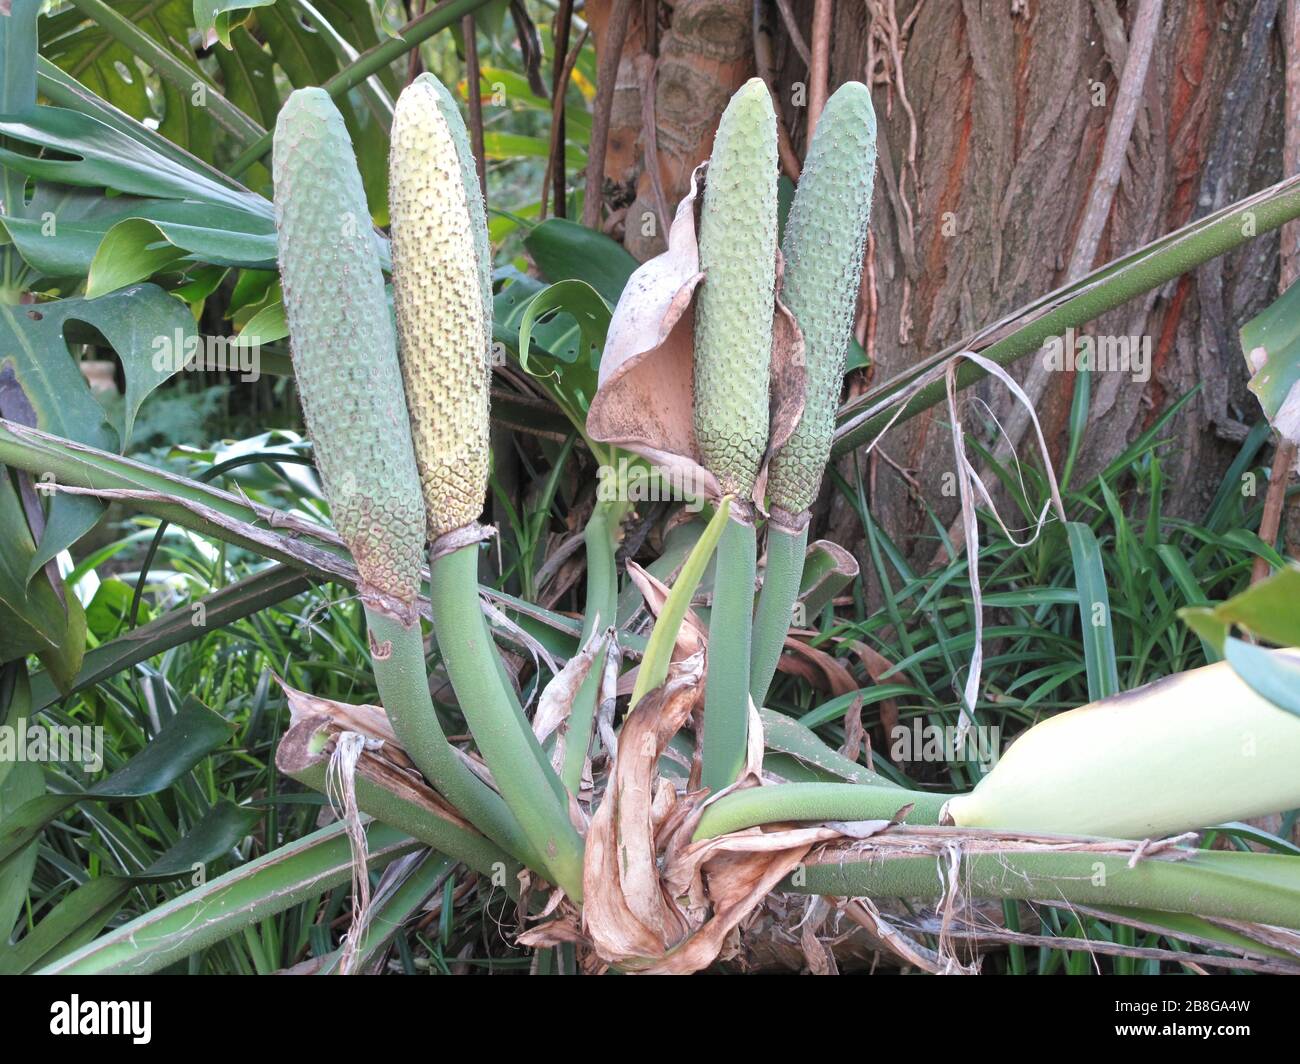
413 73 494 343
389 77 491 538
273 88 426 604
768 83 877 514
693 78 779 498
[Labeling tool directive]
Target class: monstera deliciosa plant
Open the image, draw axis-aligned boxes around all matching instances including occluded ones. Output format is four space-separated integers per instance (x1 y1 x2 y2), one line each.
4 0 1300 976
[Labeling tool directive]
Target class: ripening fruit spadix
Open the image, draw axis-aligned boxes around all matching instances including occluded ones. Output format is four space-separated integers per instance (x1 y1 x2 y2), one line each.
692 77 778 499
273 88 425 610
768 82 877 517
943 655 1300 839
389 74 493 540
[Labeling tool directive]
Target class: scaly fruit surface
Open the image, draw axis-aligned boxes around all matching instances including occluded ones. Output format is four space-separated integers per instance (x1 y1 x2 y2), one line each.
273 88 425 605
413 73 494 340
389 77 491 538
693 78 778 498
769 82 877 514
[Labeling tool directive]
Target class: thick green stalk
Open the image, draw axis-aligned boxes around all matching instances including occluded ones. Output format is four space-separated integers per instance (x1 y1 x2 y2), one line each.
40 822 419 975
701 515 758 793
832 174 1300 456
282 735 520 884
560 498 623 793
787 850 1300 931
694 781 944 840
748 522 808 706
228 0 495 177
363 607 536 866
429 544 585 898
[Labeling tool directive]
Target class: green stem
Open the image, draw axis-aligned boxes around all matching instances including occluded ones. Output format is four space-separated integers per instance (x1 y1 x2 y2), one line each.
282 734 520 886
831 174 1300 456
748 521 808 706
228 0 495 177
787 850 1300 931
363 607 536 866
693 781 944 840
429 544 585 899
560 499 622 793
41 822 419 974
701 515 757 793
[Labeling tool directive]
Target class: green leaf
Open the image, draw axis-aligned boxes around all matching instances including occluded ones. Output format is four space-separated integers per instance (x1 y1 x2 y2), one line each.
83 576 139 640
235 299 287 346
0 696 233 874
1224 637 1300 719
1179 606 1230 655
476 66 590 135
35 591 87 695
1066 520 1120 700
0 800 262 973
1177 566 1300 652
1241 275 1300 443
516 278 610 441
84 215 276 296
523 218 638 304
0 285 199 571
30 565 312 712
517 278 610 369
34 57 248 193
46 0 263 151
632 498 731 707
0 474 82 670
193 0 276 45
84 219 189 296
0 0 38 115
481 130 584 171
0 877 127 975
0 105 272 219
0 674 43 940
760 708 893 786
254 1 391 220
42 0 216 155
40 820 421 974
211 25 281 127
1 0 40 297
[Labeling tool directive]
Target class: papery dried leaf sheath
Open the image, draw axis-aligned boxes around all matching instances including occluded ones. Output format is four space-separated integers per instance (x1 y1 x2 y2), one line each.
587 172 716 497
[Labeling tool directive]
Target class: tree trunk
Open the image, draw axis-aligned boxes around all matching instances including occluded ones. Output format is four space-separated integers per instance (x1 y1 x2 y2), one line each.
587 0 1288 559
